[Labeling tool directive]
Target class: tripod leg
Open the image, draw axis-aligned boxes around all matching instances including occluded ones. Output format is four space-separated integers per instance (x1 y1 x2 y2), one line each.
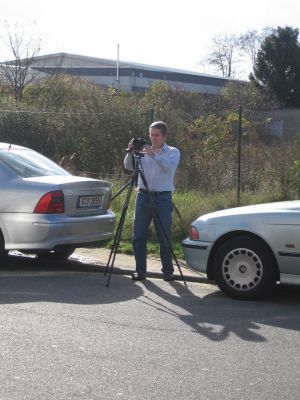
106 210 127 287
111 178 132 201
104 205 126 276
105 174 137 287
105 178 134 276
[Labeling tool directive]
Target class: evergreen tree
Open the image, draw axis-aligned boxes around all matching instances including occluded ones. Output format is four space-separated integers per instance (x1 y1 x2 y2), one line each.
250 26 300 106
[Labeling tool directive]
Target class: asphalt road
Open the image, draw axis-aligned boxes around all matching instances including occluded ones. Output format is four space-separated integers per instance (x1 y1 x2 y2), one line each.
0 255 300 400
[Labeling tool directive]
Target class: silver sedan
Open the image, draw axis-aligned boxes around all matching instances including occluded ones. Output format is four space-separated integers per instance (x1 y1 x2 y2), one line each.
0 142 116 260
182 201 300 299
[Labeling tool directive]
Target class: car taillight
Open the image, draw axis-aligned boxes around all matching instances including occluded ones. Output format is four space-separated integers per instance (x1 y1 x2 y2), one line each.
189 225 199 240
34 190 65 214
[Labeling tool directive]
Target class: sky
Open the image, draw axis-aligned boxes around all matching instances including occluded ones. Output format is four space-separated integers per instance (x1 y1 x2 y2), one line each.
1 0 300 79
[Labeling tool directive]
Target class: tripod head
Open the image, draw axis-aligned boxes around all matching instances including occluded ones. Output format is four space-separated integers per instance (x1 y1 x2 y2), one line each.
125 147 144 156
132 150 144 159
125 137 147 158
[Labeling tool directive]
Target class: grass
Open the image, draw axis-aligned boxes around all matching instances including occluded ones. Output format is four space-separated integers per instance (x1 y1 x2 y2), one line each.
108 186 294 259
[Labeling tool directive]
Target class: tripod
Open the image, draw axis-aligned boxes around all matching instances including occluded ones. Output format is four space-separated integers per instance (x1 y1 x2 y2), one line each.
105 152 186 287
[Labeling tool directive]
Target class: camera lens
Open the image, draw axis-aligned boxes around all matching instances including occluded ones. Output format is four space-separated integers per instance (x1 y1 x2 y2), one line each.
133 138 146 150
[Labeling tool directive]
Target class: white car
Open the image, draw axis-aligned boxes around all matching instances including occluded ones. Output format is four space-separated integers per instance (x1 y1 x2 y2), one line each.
182 201 300 299
0 142 116 260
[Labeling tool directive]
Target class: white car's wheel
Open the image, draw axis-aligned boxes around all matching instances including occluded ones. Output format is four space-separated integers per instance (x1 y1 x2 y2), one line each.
213 236 277 300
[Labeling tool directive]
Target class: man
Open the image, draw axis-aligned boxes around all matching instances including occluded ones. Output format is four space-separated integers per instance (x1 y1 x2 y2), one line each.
124 121 180 281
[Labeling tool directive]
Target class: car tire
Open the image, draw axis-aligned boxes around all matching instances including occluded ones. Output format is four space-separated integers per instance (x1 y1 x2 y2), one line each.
213 236 277 300
0 231 8 259
36 247 75 261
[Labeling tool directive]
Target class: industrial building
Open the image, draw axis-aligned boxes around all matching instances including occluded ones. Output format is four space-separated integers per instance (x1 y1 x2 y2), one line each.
29 52 231 94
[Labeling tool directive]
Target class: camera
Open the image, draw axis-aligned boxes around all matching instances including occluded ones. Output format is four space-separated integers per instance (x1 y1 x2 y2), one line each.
132 137 147 151
125 137 147 155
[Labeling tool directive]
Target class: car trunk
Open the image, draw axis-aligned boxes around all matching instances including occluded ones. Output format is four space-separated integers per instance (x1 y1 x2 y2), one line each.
24 176 111 216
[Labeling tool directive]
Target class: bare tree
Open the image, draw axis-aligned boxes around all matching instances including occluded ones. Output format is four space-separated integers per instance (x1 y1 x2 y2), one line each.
203 34 241 78
0 22 42 102
239 28 273 72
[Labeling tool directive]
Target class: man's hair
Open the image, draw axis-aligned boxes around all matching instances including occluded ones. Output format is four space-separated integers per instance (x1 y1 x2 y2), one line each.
150 121 168 136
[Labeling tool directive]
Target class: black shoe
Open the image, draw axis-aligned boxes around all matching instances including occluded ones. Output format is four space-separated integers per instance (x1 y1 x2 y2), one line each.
163 274 175 282
132 272 146 281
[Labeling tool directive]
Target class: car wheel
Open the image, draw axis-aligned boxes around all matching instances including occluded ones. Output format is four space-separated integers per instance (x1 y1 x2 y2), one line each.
0 231 8 259
213 236 277 300
36 247 75 261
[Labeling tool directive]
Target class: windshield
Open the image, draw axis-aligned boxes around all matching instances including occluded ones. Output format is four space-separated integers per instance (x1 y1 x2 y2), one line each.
0 149 71 178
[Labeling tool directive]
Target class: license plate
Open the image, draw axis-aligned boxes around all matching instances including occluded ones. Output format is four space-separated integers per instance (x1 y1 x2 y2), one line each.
77 195 103 208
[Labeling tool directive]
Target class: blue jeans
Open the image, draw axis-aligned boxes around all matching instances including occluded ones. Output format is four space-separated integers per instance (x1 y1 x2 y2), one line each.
132 190 174 276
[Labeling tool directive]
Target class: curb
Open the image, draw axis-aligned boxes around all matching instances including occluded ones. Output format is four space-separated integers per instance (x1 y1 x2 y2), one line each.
73 249 212 284
102 264 212 284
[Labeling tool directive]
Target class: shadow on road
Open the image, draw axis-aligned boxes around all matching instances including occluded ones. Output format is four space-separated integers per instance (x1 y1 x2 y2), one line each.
1 253 300 343
0 252 106 273
0 253 143 305
141 279 300 343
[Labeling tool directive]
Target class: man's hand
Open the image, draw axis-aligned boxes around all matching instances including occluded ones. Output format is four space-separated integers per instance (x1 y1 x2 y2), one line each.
127 138 135 151
142 144 155 158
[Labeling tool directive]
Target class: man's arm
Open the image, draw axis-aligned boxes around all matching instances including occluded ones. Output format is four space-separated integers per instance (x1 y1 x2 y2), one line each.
153 148 180 175
124 138 135 170
124 153 134 170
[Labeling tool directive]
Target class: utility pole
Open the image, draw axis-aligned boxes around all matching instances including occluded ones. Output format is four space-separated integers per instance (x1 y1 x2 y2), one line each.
116 43 120 84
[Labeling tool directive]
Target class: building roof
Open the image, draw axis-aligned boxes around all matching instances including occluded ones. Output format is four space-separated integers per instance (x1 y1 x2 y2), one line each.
32 52 228 80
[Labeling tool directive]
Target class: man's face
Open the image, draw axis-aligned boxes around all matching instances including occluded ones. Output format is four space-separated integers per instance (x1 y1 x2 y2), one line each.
149 127 166 148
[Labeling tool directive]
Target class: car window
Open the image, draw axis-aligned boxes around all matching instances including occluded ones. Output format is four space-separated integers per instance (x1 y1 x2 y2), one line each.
0 149 71 178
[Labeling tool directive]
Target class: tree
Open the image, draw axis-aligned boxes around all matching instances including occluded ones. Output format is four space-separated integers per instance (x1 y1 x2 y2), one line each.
250 26 300 106
0 22 42 102
239 29 273 73
203 34 241 78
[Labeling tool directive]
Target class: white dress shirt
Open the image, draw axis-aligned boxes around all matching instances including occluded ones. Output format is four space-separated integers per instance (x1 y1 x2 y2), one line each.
124 143 180 192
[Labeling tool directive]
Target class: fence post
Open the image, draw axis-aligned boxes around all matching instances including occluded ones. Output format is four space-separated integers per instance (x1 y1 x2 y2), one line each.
237 106 242 206
149 108 154 124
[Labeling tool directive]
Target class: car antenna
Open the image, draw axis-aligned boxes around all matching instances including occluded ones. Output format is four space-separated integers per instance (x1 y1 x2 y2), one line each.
8 143 11 150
